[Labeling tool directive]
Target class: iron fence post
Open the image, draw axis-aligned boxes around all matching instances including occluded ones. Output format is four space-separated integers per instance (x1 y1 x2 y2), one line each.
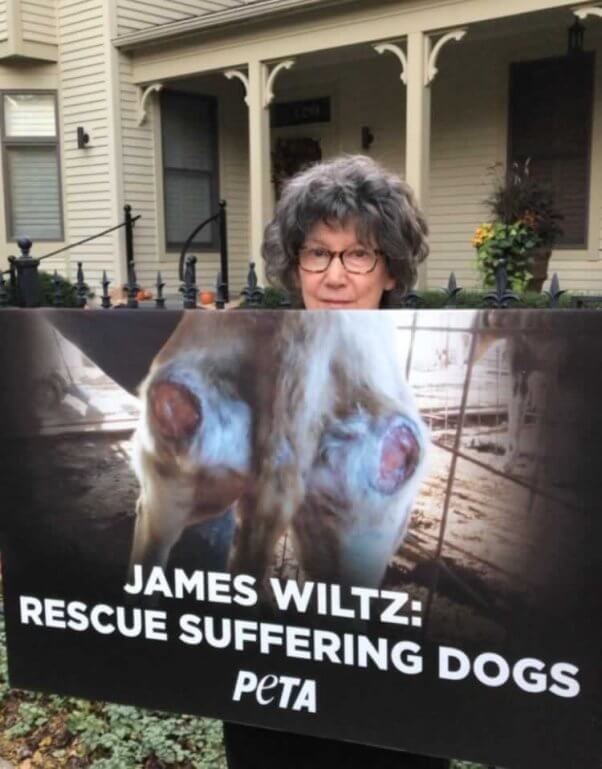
10 238 40 307
101 271 112 309
0 272 8 307
241 262 264 307
75 262 89 308
124 261 139 309
544 273 565 308
181 255 198 309
215 271 226 309
124 204 134 270
51 271 64 307
155 271 165 309
484 261 519 308
443 272 462 308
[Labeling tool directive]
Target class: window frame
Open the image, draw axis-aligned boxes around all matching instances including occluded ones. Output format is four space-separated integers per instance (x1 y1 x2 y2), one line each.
160 90 220 252
507 53 595 251
0 89 64 243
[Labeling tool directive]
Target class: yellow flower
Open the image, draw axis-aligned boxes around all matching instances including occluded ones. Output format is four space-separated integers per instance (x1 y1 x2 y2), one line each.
471 223 493 248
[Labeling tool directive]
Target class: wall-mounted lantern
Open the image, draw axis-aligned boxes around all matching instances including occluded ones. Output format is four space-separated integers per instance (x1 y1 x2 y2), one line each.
77 126 90 149
361 126 374 151
568 19 585 54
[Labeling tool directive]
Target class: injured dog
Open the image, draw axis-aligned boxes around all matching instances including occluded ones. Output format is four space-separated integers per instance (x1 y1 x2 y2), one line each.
129 311 428 590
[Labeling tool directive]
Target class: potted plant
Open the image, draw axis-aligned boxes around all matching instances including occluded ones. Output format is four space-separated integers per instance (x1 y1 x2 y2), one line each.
473 160 563 292
472 221 541 293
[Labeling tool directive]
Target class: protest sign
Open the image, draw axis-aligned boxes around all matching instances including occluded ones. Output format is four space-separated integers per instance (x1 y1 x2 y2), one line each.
0 308 600 768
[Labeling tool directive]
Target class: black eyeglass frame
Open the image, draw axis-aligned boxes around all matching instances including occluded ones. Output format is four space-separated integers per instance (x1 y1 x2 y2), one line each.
297 246 384 275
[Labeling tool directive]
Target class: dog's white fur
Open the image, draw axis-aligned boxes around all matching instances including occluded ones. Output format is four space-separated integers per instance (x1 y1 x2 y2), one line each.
129 311 428 589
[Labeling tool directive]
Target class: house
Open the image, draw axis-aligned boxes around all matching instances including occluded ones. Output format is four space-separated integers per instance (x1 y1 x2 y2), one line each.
0 0 601 298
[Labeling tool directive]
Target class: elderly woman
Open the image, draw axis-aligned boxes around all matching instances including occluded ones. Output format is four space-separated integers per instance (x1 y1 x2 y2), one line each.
223 155 449 769
263 153 428 309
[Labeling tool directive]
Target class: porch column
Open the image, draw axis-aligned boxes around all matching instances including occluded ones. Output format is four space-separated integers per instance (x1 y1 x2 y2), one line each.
247 59 272 285
405 31 430 290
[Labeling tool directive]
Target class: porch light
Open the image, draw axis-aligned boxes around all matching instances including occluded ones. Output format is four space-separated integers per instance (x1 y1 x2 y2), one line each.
361 126 374 150
77 126 90 149
568 19 585 54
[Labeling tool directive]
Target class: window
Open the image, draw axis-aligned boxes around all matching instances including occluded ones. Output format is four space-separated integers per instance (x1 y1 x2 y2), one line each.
161 90 219 250
1 92 63 241
508 53 594 248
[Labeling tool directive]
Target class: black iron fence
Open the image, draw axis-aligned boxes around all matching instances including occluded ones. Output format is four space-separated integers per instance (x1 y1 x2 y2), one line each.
1 205 600 311
0 201 235 310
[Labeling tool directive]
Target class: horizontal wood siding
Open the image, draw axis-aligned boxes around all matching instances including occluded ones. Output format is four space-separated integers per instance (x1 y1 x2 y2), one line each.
22 0 57 45
118 51 159 290
117 71 250 298
0 1 8 42
429 41 505 289
116 0 248 37
57 0 113 286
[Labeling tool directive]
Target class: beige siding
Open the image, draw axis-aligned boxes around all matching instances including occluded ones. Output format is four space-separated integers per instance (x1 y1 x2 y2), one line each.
118 51 160 290
22 0 57 45
116 0 250 37
57 0 114 286
429 27 602 290
122 72 250 297
0 1 8 42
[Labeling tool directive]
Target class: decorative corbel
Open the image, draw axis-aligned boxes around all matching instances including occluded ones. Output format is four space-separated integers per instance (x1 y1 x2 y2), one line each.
373 41 408 84
224 69 250 106
573 5 602 19
426 28 467 85
264 59 296 107
137 83 163 126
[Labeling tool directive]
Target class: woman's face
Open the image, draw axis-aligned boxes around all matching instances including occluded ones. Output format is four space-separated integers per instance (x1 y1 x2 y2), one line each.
297 220 395 310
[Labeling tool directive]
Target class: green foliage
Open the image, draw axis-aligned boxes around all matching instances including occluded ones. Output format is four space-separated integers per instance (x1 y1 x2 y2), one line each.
38 270 83 307
67 702 226 769
239 285 293 309
6 702 49 737
472 221 540 293
418 288 578 309
3 270 91 307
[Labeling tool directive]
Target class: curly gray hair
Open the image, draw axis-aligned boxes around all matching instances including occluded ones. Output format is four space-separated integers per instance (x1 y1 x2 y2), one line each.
262 155 429 306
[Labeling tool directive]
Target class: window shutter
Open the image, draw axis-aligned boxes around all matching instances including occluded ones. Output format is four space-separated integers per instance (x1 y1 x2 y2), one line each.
509 53 594 247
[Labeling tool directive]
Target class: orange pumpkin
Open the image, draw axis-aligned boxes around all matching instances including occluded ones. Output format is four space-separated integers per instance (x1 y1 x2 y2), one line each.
199 291 215 305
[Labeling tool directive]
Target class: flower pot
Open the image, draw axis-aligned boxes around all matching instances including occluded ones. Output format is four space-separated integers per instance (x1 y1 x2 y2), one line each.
526 247 552 293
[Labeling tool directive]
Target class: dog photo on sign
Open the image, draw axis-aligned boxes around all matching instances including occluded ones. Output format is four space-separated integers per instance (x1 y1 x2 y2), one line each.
129 310 428 593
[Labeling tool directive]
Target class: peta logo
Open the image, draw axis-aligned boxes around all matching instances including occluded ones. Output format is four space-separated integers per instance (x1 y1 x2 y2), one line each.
232 670 317 713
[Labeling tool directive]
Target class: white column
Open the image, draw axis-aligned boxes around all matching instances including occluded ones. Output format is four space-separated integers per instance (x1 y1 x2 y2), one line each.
247 59 272 285
405 31 431 290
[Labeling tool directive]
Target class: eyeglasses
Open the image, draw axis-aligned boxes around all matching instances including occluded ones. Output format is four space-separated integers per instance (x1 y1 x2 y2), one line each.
298 246 383 274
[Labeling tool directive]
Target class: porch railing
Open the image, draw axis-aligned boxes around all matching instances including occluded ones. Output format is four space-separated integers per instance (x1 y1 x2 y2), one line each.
2 205 141 309
179 200 230 303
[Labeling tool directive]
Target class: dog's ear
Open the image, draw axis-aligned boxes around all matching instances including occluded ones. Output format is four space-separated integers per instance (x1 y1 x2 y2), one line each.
43 310 183 394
